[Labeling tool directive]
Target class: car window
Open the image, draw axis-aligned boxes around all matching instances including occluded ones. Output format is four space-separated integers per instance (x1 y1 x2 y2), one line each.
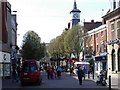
30 63 37 72
23 63 29 72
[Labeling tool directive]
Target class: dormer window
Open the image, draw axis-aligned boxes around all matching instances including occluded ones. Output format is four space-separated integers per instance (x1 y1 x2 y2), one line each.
113 0 116 9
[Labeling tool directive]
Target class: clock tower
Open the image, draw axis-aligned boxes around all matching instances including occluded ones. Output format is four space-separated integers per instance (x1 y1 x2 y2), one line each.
70 0 81 27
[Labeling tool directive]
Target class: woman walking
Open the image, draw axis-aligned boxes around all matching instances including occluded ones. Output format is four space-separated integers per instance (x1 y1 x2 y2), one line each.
77 66 84 85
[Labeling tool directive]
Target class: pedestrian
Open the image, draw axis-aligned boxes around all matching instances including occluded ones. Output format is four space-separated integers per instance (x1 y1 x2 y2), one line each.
53 66 57 78
88 70 90 79
70 66 74 76
49 68 54 79
77 66 84 85
12 65 18 83
46 66 50 79
16 65 21 81
105 69 107 80
56 66 62 79
82 66 86 80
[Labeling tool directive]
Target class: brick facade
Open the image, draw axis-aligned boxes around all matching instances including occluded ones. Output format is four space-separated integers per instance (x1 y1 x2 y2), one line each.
102 6 120 75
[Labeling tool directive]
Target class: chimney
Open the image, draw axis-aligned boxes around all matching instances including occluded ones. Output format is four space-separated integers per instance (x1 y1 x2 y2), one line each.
68 22 70 29
102 19 106 25
91 20 94 23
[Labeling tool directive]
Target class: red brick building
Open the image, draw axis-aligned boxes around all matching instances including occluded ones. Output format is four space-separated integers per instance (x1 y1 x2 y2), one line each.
85 24 107 74
102 1 120 75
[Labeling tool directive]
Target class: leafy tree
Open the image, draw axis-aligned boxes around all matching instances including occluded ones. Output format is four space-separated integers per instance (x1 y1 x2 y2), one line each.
48 25 90 62
21 31 45 60
64 24 86 60
47 38 56 58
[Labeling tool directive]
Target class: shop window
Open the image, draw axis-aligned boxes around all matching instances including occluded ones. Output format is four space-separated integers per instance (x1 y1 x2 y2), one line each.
0 64 3 77
112 49 116 71
96 62 98 71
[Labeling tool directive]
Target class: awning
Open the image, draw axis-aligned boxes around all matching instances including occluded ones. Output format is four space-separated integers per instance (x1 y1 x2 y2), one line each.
83 58 93 62
95 55 107 61
74 61 89 65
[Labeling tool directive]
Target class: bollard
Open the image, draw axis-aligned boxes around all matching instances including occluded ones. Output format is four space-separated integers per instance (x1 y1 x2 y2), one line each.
109 75 111 90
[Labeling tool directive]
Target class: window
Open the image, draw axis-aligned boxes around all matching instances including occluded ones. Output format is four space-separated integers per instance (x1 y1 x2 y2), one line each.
0 64 3 77
117 19 120 39
113 0 116 9
30 63 37 72
96 62 98 71
101 31 104 37
111 23 115 39
111 23 114 30
100 41 104 52
96 45 98 52
23 63 29 72
96 33 98 38
90 35 92 41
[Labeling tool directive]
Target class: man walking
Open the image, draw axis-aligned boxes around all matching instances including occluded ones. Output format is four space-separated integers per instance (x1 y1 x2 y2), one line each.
77 66 84 85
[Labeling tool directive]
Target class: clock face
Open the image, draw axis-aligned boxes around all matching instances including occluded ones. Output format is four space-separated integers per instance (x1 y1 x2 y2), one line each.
73 13 79 19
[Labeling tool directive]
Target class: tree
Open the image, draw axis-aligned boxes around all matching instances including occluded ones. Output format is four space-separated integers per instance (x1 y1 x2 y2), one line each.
47 30 68 66
64 24 86 60
21 31 45 60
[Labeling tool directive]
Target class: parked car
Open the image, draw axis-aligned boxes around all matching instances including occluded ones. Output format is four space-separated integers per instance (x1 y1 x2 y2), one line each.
20 60 42 86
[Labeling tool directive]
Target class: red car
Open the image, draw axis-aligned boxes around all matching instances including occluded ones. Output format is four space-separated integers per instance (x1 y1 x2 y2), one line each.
20 60 42 86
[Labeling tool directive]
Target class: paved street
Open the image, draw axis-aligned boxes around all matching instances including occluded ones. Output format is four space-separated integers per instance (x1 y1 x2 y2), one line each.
1 71 119 90
1 71 107 89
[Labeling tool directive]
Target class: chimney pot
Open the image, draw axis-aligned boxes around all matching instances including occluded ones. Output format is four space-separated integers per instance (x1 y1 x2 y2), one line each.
91 20 94 22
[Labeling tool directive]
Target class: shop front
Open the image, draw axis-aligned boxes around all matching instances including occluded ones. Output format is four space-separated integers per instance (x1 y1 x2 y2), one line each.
0 51 11 78
94 55 107 75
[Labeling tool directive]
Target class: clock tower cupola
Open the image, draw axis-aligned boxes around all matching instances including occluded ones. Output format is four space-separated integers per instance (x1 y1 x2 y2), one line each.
70 0 81 27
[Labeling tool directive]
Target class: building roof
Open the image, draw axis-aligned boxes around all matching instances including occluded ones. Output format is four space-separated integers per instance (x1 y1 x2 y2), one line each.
102 7 120 20
87 24 107 35
84 20 102 32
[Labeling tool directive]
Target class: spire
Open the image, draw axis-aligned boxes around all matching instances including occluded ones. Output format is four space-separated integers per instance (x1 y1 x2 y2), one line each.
73 0 77 9
70 0 81 13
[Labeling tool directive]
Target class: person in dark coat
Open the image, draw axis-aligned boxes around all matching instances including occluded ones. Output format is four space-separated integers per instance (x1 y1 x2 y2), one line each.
70 67 74 76
46 66 50 79
77 66 84 85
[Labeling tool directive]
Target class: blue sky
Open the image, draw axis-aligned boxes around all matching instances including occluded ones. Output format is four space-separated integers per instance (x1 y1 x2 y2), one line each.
8 0 111 47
